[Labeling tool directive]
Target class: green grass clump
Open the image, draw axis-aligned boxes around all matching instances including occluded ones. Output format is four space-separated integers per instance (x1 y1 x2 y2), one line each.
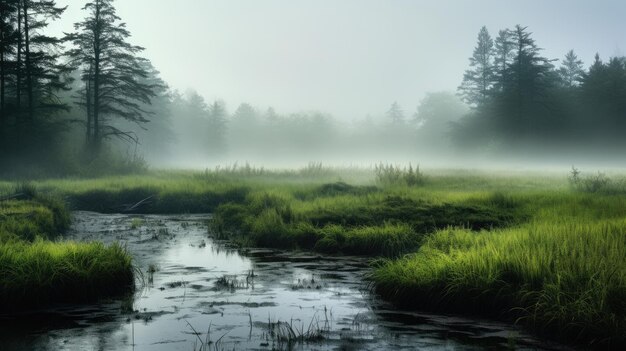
372 220 626 348
0 240 134 310
0 189 70 243
213 182 519 256
1 186 134 311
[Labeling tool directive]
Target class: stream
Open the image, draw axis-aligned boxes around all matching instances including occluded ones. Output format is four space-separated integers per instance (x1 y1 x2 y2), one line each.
0 212 570 350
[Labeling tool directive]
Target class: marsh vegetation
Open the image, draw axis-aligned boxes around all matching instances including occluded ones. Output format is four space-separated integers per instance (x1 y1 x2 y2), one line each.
1 166 625 349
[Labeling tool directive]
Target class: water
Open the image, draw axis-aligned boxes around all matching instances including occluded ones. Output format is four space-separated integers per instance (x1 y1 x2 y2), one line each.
0 212 569 350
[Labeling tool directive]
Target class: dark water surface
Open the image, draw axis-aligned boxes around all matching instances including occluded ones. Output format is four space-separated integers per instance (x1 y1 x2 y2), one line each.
0 212 570 350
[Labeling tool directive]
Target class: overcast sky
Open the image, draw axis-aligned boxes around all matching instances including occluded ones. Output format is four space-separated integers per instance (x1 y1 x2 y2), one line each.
48 0 626 119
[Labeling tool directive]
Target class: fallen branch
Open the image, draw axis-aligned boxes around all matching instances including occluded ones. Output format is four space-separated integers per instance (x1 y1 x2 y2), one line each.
120 195 155 212
0 193 24 202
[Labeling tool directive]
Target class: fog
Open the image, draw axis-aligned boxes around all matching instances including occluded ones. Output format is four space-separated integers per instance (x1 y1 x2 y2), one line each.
47 0 626 119
3 0 626 175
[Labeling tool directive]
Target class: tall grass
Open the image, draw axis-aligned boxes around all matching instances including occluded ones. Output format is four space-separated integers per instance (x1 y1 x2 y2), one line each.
213 181 520 256
374 163 425 186
0 185 134 310
0 240 134 309
372 220 626 347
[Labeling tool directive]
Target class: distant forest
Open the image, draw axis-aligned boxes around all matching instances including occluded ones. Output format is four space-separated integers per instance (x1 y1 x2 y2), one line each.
1 1 626 176
455 25 626 157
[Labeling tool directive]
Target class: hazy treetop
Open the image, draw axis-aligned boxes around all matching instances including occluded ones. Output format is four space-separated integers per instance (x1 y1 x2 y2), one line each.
48 0 626 119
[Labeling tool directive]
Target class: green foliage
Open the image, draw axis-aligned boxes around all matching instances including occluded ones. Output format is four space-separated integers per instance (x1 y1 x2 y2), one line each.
0 188 134 310
211 173 520 256
0 240 134 310
297 182 378 199
0 185 69 242
458 26 495 105
568 167 626 194
374 163 425 187
373 219 626 348
455 25 626 156
130 218 144 229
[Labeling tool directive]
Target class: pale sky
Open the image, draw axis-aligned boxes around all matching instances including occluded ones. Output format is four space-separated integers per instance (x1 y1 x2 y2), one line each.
48 0 626 119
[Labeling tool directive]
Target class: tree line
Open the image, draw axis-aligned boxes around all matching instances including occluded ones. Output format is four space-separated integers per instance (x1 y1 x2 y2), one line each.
454 25 626 156
147 91 466 167
0 0 155 174
3 3 624 174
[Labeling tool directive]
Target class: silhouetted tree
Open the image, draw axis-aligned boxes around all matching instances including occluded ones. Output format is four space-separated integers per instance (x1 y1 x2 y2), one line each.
207 100 228 155
493 29 514 92
20 0 69 124
497 25 555 138
0 0 18 136
414 92 468 151
454 25 561 151
66 0 156 153
117 61 174 162
580 54 626 139
558 50 584 88
386 101 405 124
458 26 495 106
231 103 257 125
0 0 69 157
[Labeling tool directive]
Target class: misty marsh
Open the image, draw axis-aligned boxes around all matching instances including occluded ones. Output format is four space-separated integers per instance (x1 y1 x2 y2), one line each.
1 1 625 350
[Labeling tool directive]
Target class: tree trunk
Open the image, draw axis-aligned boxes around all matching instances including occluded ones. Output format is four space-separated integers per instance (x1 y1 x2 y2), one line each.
16 2 21 121
86 66 93 144
92 0 101 152
23 0 33 123
0 49 5 135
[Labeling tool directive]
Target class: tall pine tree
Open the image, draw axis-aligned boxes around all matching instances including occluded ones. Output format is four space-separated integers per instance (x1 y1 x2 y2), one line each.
21 0 69 124
66 0 156 153
558 50 584 88
493 29 514 92
458 26 495 106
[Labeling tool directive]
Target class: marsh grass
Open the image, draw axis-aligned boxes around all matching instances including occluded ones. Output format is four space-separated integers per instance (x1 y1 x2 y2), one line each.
374 163 425 186
130 217 145 229
0 186 69 243
2 167 625 346
213 186 519 256
0 240 134 309
568 167 626 194
372 218 626 348
0 185 134 310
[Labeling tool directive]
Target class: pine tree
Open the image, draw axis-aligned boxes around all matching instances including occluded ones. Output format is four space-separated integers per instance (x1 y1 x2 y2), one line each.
493 29 514 91
231 103 257 125
0 0 68 147
386 101 405 124
458 26 495 105
207 100 228 155
0 0 19 134
20 0 69 124
500 25 555 137
66 0 156 152
558 50 584 88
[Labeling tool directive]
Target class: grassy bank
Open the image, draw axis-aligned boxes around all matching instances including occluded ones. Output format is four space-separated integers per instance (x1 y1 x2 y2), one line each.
212 182 521 256
204 167 626 347
371 189 626 348
0 188 134 311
